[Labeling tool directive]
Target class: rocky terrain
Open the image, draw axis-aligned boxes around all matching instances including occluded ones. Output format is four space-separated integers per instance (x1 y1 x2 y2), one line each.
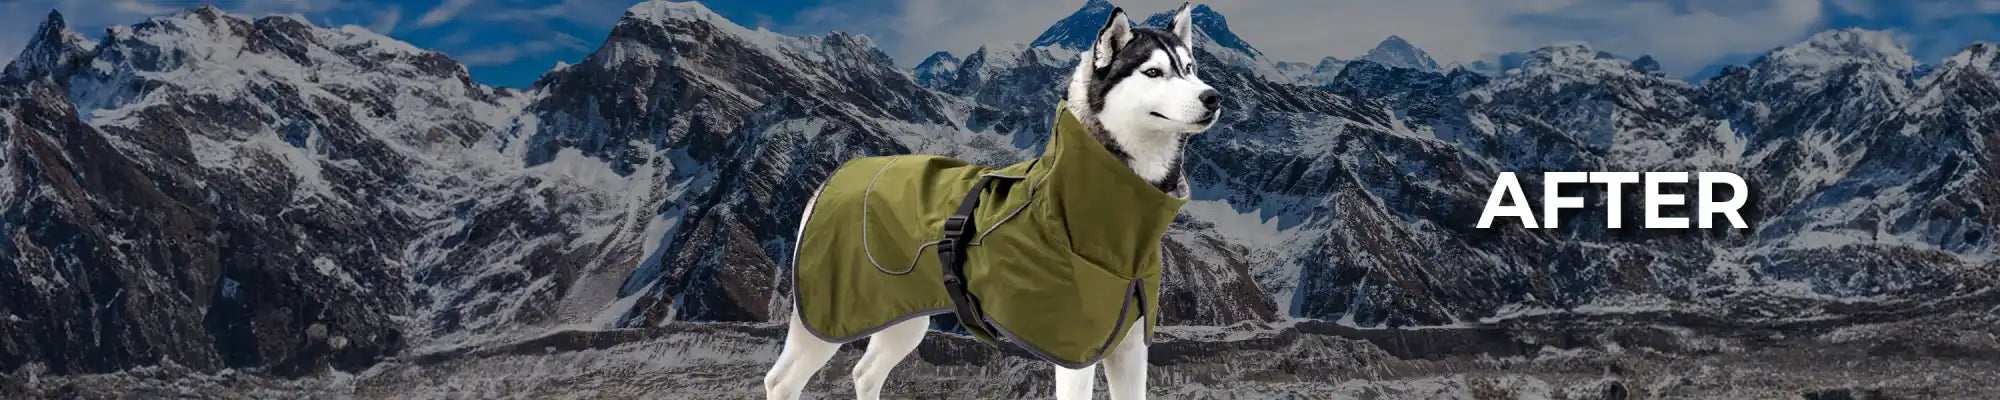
11 305 1998 398
1 0 1995 398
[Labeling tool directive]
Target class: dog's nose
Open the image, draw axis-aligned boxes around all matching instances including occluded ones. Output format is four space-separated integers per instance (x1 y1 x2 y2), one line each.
1199 90 1221 111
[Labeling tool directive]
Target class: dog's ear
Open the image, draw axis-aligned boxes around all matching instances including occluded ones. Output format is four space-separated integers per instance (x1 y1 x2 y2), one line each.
1093 8 1132 69
1167 3 1193 41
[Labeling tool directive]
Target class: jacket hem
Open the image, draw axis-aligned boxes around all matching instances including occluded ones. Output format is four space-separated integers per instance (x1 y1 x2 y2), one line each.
796 306 955 344
979 278 1146 369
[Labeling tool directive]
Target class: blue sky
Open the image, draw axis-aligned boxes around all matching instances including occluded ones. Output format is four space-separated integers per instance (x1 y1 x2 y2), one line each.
1 0 1997 88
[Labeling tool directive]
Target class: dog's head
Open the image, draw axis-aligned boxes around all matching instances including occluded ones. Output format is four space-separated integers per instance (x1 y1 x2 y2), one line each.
1067 3 1220 141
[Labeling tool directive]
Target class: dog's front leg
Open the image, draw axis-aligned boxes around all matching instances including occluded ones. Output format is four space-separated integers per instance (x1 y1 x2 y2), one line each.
1053 362 1096 400
1101 317 1149 400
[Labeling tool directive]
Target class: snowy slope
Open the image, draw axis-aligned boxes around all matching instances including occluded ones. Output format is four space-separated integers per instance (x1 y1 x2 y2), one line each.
1 5 524 376
912 51 960 88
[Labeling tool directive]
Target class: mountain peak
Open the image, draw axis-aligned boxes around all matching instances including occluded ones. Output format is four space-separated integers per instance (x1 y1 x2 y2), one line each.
1631 55 1661 73
624 0 730 27
165 3 234 22
1766 28 1917 73
1031 0 1119 50
1281 56 1351 85
605 0 833 68
3 8 95 82
1314 56 1345 72
917 51 959 66
1515 42 1632 73
913 51 961 88
1361 35 1438 71
1138 4 1261 58
1031 2 1262 59
39 9 66 30
1936 42 2000 79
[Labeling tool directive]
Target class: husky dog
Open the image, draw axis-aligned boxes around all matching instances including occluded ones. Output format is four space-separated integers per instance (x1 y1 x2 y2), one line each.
764 3 1219 399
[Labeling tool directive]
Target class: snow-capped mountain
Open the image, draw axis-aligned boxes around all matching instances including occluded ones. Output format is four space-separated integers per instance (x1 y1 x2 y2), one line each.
1700 29 1996 295
1 11 93 83
1286 36 1442 85
1271 59 1315 83
2 1 1995 395
1361 35 1441 72
1030 1 1285 80
1302 56 1352 84
2 5 522 376
912 51 960 88
1029 0 1118 50
1141 4 1263 60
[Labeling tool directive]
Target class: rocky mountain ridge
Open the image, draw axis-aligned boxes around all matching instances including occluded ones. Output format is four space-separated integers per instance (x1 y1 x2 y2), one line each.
0 1 1993 390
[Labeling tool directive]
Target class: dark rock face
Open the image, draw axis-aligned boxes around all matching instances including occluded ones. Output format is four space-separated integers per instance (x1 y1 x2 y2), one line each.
517 5 959 327
2 8 496 376
2 11 93 83
1325 60 1489 125
1140 4 1262 59
1631 55 1661 73
1 78 226 376
1029 0 1117 50
0 10 446 378
1 1 1996 382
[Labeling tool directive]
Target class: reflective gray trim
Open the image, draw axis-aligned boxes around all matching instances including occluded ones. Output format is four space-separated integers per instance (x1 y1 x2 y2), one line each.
801 307 954 344
874 132 1061 266
860 158 933 275
971 126 1065 246
796 117 1156 357
794 177 957 343
979 278 1146 369
970 172 1031 246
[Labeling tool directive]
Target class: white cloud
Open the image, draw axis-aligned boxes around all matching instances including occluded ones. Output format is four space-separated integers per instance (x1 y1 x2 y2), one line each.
434 29 475 47
428 0 627 71
417 0 478 28
530 31 590 53
786 0 1078 65
453 46 521 66
2 0 1995 82
787 0 2000 77
370 5 402 34
487 0 638 27
234 0 343 14
784 0 1575 69
0 0 366 70
1484 0 1826 75
111 0 175 15
448 31 587 66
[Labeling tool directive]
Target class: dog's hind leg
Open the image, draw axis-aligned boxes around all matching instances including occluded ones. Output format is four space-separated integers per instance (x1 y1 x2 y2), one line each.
850 316 927 399
1053 362 1097 400
1101 317 1149 400
765 313 840 400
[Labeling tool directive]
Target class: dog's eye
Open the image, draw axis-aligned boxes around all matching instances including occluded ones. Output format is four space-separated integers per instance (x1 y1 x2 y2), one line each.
1143 68 1163 78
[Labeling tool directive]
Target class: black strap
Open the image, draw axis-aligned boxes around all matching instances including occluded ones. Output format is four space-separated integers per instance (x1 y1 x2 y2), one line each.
939 175 999 339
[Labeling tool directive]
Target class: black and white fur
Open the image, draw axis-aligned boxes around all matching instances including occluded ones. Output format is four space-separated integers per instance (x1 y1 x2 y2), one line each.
764 4 1218 399
1069 4 1219 192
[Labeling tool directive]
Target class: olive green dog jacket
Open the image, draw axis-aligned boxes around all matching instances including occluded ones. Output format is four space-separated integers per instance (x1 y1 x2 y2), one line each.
792 107 1188 368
